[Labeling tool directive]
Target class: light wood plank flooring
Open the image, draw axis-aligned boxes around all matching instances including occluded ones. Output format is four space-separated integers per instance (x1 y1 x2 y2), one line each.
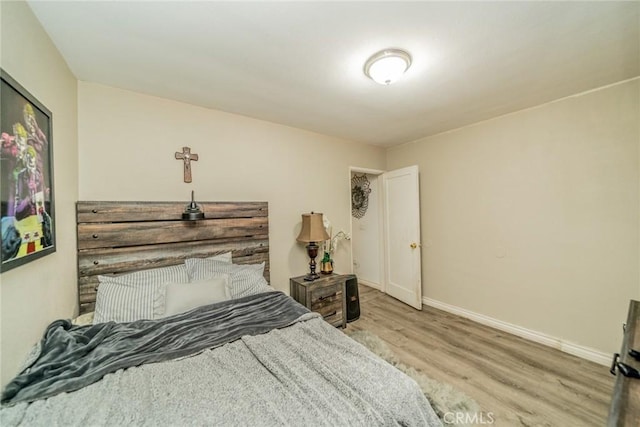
345 285 615 426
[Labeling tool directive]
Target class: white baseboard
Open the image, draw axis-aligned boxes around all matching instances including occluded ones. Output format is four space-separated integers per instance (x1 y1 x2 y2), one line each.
358 278 382 291
422 297 611 366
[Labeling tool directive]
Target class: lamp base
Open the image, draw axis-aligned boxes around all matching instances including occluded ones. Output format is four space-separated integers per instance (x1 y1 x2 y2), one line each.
304 242 320 281
182 210 205 221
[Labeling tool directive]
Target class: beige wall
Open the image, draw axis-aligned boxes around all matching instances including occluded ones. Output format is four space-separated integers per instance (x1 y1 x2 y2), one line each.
387 79 640 354
77 82 385 292
0 1 79 385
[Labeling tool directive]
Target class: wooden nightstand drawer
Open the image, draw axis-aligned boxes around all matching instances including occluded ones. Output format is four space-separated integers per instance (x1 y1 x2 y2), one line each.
311 284 341 306
320 305 344 327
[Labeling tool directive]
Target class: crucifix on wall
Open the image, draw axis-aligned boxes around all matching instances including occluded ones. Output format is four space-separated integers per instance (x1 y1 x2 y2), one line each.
175 146 199 183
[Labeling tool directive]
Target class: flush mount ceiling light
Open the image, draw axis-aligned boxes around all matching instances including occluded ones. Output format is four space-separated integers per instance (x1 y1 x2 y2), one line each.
364 48 412 85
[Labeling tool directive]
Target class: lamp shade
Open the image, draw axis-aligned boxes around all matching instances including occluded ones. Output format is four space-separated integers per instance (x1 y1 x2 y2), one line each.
296 212 330 243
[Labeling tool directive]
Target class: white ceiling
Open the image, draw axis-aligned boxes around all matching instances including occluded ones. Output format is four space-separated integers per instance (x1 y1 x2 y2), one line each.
27 1 639 147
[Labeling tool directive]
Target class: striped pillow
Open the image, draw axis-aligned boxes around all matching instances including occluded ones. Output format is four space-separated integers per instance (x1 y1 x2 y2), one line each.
93 264 189 324
185 259 271 299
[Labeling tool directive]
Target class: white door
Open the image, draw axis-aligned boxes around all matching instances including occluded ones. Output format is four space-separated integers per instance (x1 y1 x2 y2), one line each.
382 165 422 310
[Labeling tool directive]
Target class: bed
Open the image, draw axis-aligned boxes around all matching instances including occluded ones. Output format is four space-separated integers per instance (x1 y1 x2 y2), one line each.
1 201 441 426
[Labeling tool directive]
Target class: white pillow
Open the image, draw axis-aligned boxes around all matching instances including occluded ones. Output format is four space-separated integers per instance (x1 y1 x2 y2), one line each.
185 258 271 299
163 275 230 317
94 264 189 324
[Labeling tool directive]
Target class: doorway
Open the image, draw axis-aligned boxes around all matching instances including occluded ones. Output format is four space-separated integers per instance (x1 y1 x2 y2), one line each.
349 165 423 310
349 167 385 291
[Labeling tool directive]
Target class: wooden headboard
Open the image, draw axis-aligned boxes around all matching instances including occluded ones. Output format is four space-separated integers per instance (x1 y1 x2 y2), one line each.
77 201 269 314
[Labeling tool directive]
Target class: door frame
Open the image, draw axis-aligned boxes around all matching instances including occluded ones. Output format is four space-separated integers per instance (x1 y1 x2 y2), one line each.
348 166 386 292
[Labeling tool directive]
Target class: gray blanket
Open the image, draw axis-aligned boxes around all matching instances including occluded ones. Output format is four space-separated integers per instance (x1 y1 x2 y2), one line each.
2 291 309 405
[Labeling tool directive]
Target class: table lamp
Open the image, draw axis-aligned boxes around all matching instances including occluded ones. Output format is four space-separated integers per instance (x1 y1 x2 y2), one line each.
296 212 330 281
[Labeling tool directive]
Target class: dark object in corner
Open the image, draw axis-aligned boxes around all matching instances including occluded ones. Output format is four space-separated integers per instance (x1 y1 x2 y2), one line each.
611 353 640 379
346 275 360 323
617 362 640 379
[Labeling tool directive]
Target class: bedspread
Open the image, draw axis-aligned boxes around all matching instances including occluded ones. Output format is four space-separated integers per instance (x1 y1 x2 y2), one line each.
1 292 441 426
2 291 309 405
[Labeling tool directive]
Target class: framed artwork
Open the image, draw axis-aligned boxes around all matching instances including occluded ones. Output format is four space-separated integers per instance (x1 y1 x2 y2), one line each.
1 69 55 273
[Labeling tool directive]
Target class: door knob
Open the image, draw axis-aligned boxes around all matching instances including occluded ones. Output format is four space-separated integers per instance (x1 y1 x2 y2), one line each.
410 242 418 249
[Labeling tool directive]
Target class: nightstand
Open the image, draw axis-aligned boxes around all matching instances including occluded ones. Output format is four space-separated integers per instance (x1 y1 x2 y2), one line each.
290 274 350 328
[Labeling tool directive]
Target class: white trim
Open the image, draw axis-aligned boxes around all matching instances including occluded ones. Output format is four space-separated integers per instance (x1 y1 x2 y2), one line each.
422 297 611 366
358 278 382 291
349 166 385 175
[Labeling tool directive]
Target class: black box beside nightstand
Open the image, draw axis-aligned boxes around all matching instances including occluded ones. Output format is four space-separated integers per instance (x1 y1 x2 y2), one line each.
290 274 359 328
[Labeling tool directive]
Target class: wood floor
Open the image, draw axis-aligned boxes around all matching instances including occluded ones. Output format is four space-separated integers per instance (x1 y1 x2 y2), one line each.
345 285 615 426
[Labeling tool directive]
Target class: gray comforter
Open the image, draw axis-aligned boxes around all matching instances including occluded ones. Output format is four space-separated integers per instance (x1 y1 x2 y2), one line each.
1 291 441 426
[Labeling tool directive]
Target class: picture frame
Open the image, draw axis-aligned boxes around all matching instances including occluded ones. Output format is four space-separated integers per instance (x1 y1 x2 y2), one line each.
1 69 56 273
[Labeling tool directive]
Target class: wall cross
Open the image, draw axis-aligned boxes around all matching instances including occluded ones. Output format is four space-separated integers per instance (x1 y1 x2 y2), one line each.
175 146 199 183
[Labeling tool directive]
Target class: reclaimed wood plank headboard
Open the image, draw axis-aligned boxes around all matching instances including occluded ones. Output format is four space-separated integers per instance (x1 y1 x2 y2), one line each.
76 201 269 314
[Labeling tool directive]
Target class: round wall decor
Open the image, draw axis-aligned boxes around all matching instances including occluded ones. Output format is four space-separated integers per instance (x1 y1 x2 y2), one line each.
351 174 372 219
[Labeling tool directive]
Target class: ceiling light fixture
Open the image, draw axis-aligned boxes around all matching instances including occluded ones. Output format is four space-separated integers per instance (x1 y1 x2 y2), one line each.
364 48 412 85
